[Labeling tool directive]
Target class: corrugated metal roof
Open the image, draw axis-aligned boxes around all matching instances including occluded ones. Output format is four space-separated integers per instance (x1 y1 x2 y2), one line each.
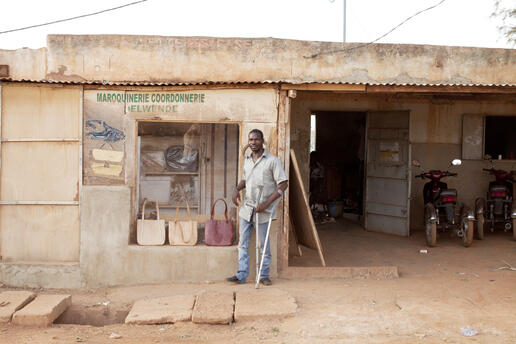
0 78 277 86
1 77 515 88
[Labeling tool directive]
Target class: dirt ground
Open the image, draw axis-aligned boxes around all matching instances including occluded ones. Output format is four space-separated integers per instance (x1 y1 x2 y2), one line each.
1 219 516 343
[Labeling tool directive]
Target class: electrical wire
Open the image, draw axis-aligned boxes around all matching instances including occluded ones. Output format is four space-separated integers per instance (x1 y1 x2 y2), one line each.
305 0 448 58
0 0 149 35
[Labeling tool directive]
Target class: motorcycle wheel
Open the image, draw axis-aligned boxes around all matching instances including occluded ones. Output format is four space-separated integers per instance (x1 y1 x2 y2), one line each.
425 220 437 247
462 220 474 247
513 219 516 241
476 213 484 240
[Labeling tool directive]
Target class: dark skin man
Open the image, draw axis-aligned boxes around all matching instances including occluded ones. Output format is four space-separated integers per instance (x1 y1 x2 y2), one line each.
232 132 288 212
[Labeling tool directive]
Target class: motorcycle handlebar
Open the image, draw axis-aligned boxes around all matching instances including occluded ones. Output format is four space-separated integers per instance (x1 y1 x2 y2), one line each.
415 171 457 179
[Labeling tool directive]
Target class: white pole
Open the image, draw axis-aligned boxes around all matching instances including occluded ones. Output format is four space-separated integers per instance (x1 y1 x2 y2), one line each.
343 0 347 42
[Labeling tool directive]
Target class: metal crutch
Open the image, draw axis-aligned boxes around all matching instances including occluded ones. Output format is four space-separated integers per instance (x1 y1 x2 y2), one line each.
245 185 264 282
254 186 263 281
255 196 283 289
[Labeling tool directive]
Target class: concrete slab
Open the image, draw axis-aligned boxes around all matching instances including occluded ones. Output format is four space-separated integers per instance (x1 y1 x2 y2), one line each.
125 295 195 324
12 294 71 327
234 288 297 321
0 291 36 323
191 291 234 325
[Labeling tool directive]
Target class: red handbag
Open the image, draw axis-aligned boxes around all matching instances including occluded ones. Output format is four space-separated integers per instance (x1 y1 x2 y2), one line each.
205 198 234 246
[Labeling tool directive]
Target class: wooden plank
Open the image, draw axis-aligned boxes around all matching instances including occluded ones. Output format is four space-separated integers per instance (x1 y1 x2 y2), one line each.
1 138 79 142
268 127 278 156
289 219 302 257
289 149 326 267
160 213 226 223
84 84 277 92
78 87 83 200
366 84 516 94
2 86 80 139
0 205 79 262
0 84 3 259
1 142 79 201
0 201 78 205
277 91 288 273
280 83 366 92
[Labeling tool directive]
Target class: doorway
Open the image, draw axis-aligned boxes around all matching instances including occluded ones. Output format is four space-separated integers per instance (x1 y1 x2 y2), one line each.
289 107 411 267
309 111 366 223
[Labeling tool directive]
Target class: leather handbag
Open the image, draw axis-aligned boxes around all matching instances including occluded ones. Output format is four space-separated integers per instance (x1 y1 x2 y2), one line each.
168 197 198 246
205 198 234 246
137 198 166 246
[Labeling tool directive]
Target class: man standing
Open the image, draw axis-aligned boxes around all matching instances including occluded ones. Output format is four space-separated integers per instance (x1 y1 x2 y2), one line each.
226 129 288 286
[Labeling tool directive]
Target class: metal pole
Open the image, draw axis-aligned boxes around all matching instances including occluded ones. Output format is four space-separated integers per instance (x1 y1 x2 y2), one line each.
343 0 346 42
255 196 283 289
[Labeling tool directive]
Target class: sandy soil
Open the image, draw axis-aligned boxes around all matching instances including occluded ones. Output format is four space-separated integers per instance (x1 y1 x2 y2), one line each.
1 220 515 343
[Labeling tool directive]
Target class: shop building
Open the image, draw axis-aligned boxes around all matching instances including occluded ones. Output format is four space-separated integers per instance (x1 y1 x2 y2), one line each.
0 35 514 288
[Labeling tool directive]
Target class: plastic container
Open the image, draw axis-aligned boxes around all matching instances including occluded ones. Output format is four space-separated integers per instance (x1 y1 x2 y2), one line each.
327 200 343 218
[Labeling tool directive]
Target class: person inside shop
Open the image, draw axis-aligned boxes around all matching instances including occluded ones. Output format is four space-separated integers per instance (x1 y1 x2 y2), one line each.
309 150 327 215
226 129 288 286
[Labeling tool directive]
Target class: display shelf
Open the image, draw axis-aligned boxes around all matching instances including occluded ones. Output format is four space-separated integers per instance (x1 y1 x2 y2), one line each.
158 203 199 209
145 171 199 176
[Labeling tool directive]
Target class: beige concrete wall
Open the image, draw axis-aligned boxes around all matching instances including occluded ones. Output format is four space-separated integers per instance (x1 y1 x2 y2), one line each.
0 48 47 80
3 35 515 86
0 262 82 289
290 92 516 232
79 186 238 286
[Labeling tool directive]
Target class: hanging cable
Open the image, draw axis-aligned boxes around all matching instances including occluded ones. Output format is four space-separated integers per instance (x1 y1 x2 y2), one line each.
306 0 448 58
0 0 149 35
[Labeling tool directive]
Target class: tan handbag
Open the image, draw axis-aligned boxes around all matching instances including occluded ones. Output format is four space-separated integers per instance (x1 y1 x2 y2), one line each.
168 197 198 246
137 198 166 246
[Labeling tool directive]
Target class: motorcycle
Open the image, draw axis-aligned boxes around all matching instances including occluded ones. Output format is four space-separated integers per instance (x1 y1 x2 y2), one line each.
475 161 516 241
413 159 475 247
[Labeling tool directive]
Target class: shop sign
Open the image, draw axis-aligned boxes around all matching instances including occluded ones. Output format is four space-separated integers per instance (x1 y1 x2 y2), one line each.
95 91 206 113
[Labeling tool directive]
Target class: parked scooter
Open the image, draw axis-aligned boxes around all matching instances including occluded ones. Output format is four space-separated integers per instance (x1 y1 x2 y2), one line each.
413 159 475 247
475 159 516 240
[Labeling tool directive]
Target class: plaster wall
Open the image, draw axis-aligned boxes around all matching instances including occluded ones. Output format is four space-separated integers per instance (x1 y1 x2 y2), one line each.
0 262 82 289
80 186 246 287
0 48 47 80
3 35 515 86
290 92 516 232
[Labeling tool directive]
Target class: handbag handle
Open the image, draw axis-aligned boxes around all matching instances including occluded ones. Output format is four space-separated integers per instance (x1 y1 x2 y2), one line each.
141 198 160 220
175 196 191 216
210 198 229 221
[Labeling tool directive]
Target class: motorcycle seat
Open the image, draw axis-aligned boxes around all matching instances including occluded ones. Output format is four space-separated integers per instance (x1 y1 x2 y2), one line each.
490 185 508 192
440 189 457 197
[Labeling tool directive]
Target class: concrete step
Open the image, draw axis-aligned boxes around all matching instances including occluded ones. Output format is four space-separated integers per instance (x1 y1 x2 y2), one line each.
192 291 234 324
0 291 36 323
12 294 71 327
125 295 195 324
234 288 297 321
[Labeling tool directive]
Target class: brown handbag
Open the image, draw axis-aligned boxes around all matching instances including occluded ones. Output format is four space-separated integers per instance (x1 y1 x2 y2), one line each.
205 198 234 246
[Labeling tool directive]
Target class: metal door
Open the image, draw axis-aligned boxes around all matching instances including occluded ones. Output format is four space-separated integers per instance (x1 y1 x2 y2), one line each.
365 111 410 236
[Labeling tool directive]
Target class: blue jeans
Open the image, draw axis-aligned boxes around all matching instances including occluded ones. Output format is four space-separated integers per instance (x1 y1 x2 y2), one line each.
236 217 271 282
